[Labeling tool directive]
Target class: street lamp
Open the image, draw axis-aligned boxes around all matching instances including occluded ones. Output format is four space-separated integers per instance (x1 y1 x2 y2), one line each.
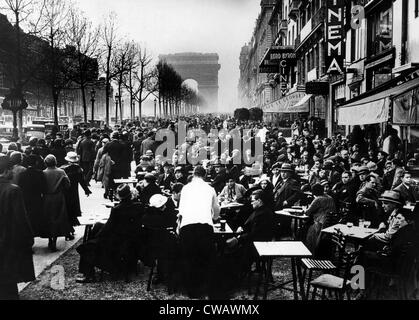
114 93 120 125
90 88 96 126
154 98 157 120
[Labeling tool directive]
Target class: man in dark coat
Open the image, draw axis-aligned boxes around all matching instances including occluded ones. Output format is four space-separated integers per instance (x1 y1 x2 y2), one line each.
332 171 357 212
226 190 274 274
211 165 227 195
17 155 47 237
274 163 302 210
62 152 92 239
356 175 381 227
103 132 128 182
0 154 35 299
274 163 302 237
77 130 97 185
141 132 158 156
393 171 417 204
157 162 176 191
76 185 144 282
132 131 145 165
120 132 133 179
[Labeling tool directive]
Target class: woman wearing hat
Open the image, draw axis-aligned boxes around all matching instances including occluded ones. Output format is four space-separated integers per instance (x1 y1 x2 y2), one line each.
42 154 71 251
62 152 92 240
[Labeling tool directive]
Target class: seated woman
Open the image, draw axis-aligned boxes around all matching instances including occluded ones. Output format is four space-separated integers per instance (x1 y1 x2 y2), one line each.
76 184 144 283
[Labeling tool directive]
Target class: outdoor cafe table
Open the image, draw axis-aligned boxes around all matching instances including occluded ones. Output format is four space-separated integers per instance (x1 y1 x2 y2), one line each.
114 178 138 185
276 209 310 240
213 222 234 236
321 224 379 241
253 241 312 300
220 202 244 210
78 213 111 243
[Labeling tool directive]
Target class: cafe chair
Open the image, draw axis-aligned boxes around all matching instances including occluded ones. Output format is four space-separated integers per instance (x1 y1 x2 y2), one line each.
141 225 179 295
301 229 347 297
309 247 361 300
366 242 417 300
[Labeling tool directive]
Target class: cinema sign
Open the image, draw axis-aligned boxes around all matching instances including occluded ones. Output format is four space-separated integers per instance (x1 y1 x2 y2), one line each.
259 46 296 74
326 0 345 74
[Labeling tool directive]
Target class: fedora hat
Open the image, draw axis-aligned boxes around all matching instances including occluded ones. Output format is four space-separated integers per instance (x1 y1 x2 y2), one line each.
65 152 80 163
279 163 294 173
271 162 282 170
358 165 370 175
379 190 403 205
149 194 168 209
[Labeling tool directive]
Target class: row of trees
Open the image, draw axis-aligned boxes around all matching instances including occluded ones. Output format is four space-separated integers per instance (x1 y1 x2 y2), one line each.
1 0 205 130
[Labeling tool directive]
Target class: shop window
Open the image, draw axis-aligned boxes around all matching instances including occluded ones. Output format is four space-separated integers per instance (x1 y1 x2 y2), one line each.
367 4 393 56
366 61 393 90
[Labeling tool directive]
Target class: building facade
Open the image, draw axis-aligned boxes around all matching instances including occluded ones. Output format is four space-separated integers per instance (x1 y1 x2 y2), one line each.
239 0 419 153
0 13 108 124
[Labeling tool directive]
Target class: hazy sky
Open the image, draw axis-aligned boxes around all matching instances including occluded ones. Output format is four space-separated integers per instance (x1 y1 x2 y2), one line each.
75 0 260 112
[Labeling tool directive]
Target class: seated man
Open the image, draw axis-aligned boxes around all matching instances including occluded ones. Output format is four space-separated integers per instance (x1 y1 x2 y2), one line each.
363 208 418 297
76 184 144 283
142 194 179 285
218 176 247 204
364 191 404 252
226 190 274 275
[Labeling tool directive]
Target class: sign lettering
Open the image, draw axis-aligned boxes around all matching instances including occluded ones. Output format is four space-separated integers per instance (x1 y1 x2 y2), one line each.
326 0 345 74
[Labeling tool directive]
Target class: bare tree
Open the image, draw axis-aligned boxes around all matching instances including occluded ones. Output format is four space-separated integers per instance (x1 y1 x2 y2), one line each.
98 12 119 126
112 40 137 123
29 0 71 125
123 44 156 122
66 6 99 123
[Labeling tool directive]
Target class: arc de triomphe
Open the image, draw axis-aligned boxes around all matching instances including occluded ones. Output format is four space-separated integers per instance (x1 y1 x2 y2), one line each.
159 53 221 112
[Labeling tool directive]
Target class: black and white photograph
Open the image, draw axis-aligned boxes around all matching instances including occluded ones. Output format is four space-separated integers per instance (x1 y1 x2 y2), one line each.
1 0 419 306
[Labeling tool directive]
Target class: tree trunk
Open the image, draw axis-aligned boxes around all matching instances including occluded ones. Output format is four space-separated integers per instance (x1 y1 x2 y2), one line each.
53 91 59 126
105 46 112 126
81 84 87 124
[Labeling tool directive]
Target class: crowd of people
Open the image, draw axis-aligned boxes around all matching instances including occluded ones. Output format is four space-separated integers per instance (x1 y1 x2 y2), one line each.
1 114 418 300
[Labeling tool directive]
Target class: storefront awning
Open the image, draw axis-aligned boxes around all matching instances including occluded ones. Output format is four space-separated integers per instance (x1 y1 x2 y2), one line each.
263 91 309 113
294 94 313 107
337 76 419 125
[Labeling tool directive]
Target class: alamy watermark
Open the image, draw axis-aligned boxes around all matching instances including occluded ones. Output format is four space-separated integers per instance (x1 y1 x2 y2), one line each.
154 121 264 167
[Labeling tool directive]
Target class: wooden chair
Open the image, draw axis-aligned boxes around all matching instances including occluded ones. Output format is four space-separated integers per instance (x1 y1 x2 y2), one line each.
301 229 347 298
309 247 361 300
